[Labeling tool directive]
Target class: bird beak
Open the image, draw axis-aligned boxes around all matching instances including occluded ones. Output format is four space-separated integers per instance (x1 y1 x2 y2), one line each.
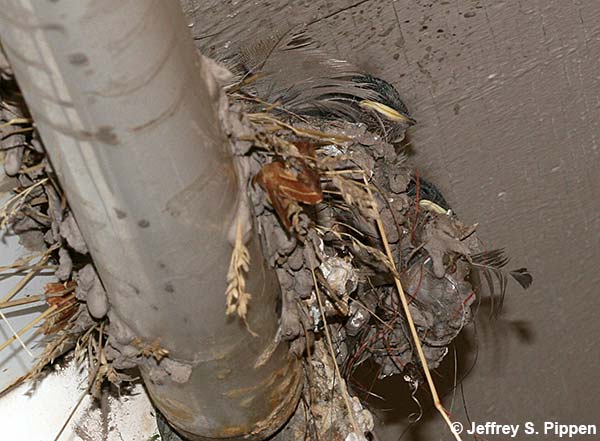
359 100 416 125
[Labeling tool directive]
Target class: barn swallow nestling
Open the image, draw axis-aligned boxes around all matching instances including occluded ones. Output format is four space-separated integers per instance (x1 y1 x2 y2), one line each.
233 31 415 143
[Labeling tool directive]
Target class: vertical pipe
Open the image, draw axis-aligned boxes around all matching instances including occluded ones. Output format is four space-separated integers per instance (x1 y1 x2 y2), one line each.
0 1 300 439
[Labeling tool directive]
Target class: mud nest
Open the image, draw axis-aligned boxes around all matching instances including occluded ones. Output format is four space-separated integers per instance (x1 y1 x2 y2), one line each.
230 100 527 369
221 73 532 438
1 47 532 440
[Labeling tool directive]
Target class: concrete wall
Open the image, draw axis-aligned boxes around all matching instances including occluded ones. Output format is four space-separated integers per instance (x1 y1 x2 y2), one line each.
184 1 600 439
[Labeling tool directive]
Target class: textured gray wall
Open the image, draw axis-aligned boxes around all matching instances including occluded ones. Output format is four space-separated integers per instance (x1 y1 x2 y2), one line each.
184 1 600 439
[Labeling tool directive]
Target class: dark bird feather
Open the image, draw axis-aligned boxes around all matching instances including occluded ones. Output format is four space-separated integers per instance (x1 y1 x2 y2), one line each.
234 30 415 142
469 248 533 317
407 176 450 210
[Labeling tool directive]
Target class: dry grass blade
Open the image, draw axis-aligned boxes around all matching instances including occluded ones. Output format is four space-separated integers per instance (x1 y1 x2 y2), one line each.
0 244 58 304
248 113 351 143
0 249 50 272
0 305 57 354
0 177 48 229
48 322 112 432
0 117 31 129
1 126 33 138
225 219 257 336
0 295 44 309
229 91 311 124
132 337 169 361
362 175 463 441
319 225 399 279
27 331 70 381
331 175 377 220
52 389 88 441
0 308 34 357
308 255 362 437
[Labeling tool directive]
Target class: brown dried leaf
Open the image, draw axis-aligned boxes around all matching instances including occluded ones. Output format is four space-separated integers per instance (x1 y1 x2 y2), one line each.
254 159 322 231
44 280 76 298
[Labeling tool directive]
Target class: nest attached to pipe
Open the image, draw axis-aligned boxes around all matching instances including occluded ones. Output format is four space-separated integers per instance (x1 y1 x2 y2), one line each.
223 75 531 438
1 49 532 439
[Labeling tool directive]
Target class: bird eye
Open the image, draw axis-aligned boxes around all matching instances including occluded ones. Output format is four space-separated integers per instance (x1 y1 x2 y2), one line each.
391 134 406 144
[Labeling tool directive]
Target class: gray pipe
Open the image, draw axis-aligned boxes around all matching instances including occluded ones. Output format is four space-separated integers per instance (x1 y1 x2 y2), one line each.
0 1 300 439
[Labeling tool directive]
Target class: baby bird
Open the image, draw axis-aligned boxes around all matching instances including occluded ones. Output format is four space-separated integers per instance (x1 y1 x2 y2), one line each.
234 31 415 143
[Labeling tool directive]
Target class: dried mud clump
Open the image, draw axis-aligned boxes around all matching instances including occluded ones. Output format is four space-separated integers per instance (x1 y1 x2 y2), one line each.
225 71 531 438
0 61 129 396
